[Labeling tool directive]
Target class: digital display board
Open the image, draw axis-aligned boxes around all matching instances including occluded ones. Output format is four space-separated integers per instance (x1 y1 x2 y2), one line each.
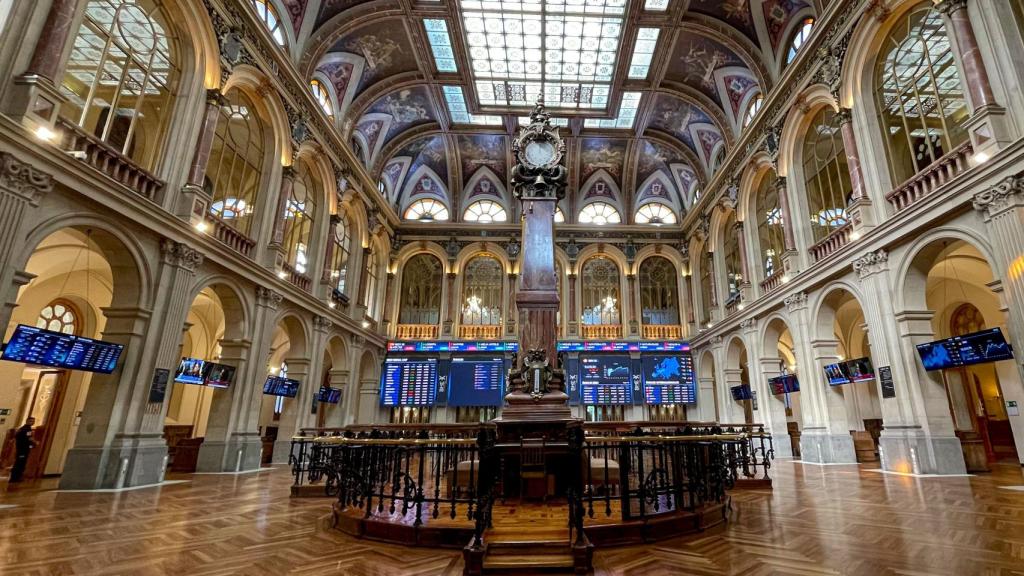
641 354 696 405
917 328 1014 371
447 356 504 407
174 357 206 385
730 384 752 401
556 341 691 352
845 357 875 382
263 376 300 397
380 357 439 406
579 354 632 405
318 386 341 404
386 341 519 353
824 362 851 386
769 374 799 395
202 363 236 389
1 324 123 374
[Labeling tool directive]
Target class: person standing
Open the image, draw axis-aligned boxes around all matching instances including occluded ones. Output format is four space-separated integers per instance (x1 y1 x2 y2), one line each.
9 417 36 483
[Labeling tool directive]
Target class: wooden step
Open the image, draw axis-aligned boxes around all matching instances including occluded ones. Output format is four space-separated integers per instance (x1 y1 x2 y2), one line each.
486 540 571 555
482 552 575 570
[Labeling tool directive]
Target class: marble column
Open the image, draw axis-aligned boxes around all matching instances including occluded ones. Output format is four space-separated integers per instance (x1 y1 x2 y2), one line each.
6 0 80 125
26 0 80 83
357 247 372 313
269 166 296 254
0 153 52 330
733 221 752 302
321 215 340 285
179 90 225 219
60 240 204 489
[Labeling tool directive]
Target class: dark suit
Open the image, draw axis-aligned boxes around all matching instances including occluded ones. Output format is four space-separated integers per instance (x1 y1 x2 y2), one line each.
9 424 35 482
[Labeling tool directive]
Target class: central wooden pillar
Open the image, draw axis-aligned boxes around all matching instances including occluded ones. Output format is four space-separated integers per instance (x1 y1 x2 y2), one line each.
516 197 560 362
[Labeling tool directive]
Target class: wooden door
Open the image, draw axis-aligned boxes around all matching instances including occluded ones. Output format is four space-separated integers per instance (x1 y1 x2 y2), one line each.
24 371 68 479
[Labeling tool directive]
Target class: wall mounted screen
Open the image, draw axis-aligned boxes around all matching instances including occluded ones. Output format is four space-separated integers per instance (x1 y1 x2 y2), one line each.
318 386 342 404
203 362 236 389
579 354 632 405
1 324 123 374
641 353 696 405
263 376 300 397
380 357 439 406
917 328 1014 371
447 356 505 407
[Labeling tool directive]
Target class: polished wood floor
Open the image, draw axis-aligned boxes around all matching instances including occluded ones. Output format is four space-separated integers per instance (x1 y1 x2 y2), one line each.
1 461 1023 575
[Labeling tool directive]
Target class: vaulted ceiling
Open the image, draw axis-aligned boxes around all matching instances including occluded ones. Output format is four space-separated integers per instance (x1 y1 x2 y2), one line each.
278 0 816 223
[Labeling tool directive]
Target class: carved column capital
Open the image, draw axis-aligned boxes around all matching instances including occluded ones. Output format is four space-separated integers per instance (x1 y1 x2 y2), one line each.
0 153 53 204
313 315 333 332
160 239 204 271
836 107 853 125
257 286 283 309
934 0 968 16
739 317 756 331
784 291 807 312
852 249 889 279
973 174 1024 219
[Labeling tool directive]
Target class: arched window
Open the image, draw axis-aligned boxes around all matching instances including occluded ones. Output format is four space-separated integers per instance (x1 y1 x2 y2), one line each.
310 79 333 118
803 107 852 242
709 148 725 175
743 94 763 127
635 202 677 225
404 198 449 222
876 4 968 184
399 254 444 325
721 213 742 301
756 173 786 278
282 163 317 275
60 0 180 170
329 213 351 295
461 255 504 326
699 249 714 326
250 0 286 46
639 257 679 326
37 301 79 335
580 256 620 326
578 202 621 225
554 207 566 223
207 89 265 237
464 200 507 223
786 17 815 64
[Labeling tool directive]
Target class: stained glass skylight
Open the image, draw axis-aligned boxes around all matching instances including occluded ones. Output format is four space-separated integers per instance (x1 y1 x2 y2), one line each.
425 19 458 72
444 86 503 125
460 0 626 110
518 116 569 127
583 92 640 128
643 0 668 11
628 28 659 79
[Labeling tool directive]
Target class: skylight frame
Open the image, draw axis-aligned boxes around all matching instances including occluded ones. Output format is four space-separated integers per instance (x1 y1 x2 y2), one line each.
443 86 503 125
458 0 627 110
425 19 459 72
627 27 659 79
583 91 641 128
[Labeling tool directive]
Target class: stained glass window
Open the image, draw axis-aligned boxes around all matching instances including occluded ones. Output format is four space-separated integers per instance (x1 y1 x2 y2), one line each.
628 28 659 79
578 202 621 225
425 19 458 72
404 198 450 221
37 301 79 335
464 200 508 223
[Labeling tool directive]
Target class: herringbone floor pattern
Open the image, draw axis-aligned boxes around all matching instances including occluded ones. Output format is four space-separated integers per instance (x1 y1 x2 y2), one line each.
1 462 1023 575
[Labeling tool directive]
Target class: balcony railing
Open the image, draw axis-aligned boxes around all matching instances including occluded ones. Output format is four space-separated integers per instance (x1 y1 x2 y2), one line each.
641 324 682 339
282 262 312 292
396 323 439 340
810 222 853 262
582 324 622 339
760 271 784 294
210 215 256 258
886 141 973 212
458 324 502 340
56 118 164 200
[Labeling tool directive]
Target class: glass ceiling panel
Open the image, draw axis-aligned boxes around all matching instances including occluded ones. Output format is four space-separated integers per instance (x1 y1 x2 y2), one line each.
583 91 640 128
518 115 568 126
459 0 625 109
643 0 668 11
444 86 503 125
628 28 659 79
425 19 458 72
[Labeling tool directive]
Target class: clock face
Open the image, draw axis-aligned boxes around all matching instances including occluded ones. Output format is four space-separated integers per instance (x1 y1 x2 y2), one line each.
524 140 556 167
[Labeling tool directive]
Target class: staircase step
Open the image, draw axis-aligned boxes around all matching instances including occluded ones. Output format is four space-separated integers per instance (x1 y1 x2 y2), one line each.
482 553 576 570
487 539 570 550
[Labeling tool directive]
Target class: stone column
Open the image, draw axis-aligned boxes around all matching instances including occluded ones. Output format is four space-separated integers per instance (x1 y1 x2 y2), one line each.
60 240 204 489
696 375 717 422
721 367 746 424
296 316 332 430
936 0 1009 154
6 0 81 126
853 249 966 474
268 166 296 267
321 215 340 285
775 177 799 275
733 221 752 302
357 246 372 312
323 368 350 427
238 287 282 442
179 89 226 220
837 108 875 231
0 153 52 329
746 318 792 458
196 337 257 472
381 271 395 332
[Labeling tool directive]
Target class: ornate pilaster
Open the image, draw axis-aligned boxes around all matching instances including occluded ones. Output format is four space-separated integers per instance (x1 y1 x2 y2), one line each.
852 249 888 279
0 154 53 327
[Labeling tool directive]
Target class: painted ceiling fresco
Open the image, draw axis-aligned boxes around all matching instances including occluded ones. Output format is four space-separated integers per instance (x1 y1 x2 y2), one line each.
277 0 818 220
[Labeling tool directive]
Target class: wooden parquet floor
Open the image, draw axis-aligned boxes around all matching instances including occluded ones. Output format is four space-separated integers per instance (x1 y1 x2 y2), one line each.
1 461 1024 575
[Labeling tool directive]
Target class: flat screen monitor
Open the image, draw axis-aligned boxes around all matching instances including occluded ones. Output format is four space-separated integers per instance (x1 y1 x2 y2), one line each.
1 324 124 374
318 386 341 404
769 374 799 395
917 327 1014 371
730 384 752 401
824 362 851 386
263 376 300 397
641 354 696 405
447 356 504 407
380 357 439 407
202 362 236 389
845 357 875 382
579 354 632 405
174 357 206 385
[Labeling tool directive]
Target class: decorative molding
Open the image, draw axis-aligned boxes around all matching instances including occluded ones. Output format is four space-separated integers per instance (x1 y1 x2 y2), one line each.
313 315 333 332
0 152 53 204
257 286 283 309
784 291 807 312
972 174 1024 219
160 239 204 272
505 238 521 259
852 249 889 278
711 335 723 346
739 318 755 331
